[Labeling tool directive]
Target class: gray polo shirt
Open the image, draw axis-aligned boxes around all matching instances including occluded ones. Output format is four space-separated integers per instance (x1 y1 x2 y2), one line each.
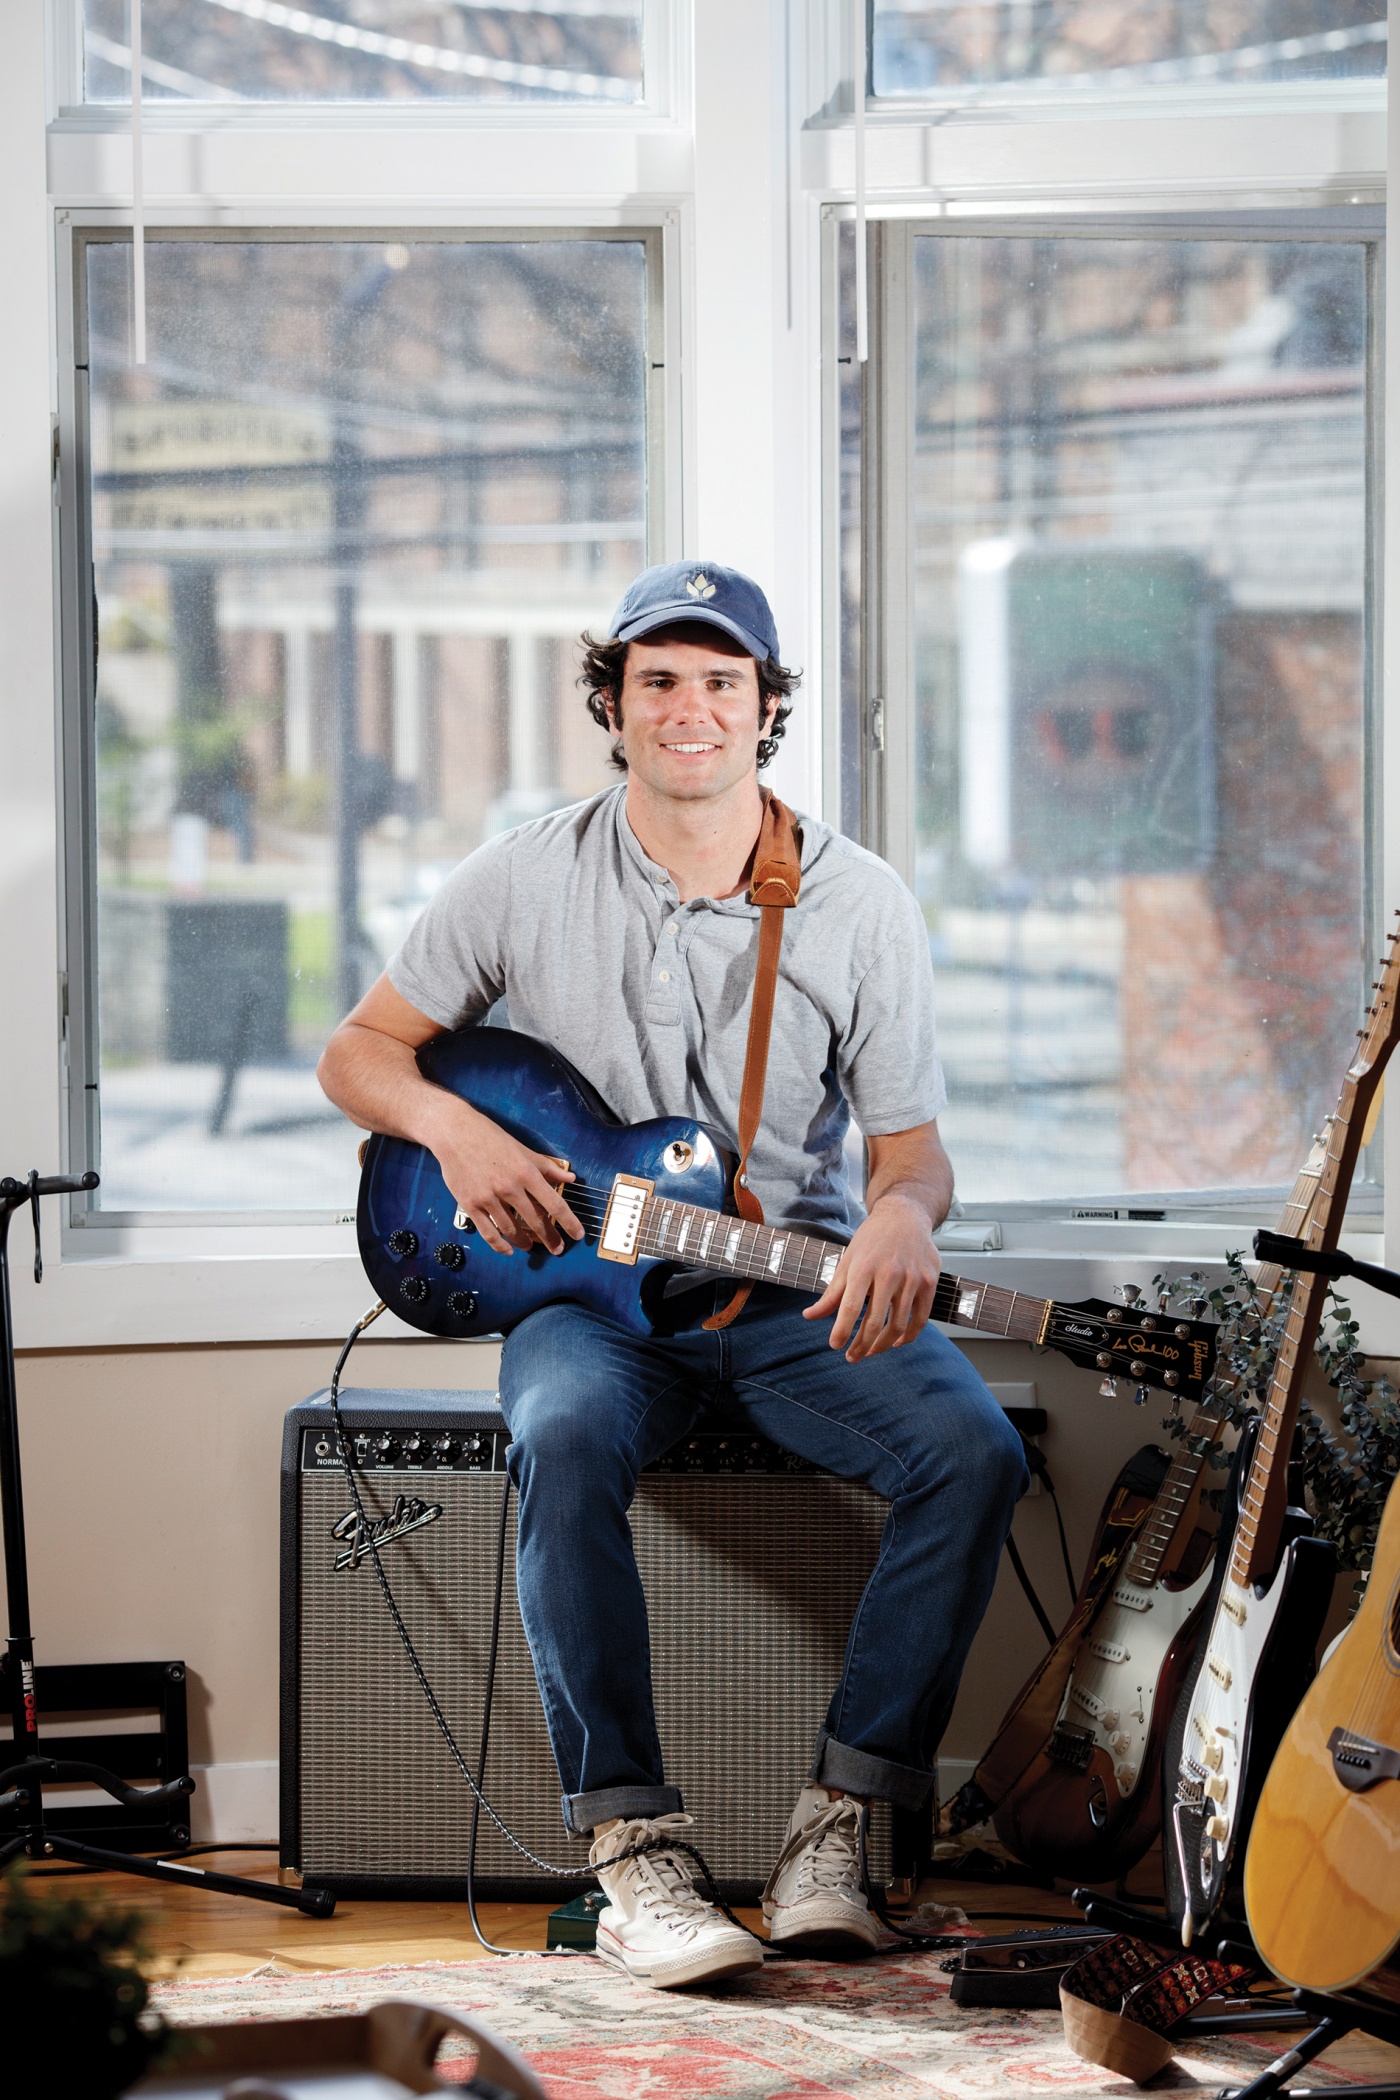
387 785 945 1239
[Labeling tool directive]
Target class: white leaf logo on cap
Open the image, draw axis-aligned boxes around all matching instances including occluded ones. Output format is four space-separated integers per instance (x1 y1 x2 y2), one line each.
686 572 717 600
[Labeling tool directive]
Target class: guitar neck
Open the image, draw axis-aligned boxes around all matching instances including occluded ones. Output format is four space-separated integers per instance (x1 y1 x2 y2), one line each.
1235 1086 1380 1588
633 1194 1052 1341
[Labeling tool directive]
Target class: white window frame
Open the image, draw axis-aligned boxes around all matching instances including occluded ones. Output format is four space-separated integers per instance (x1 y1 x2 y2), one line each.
48 0 683 129
828 204 1385 1236
3 0 1394 1346
57 217 675 1227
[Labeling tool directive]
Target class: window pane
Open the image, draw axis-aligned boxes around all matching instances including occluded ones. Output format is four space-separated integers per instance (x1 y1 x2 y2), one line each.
87 237 647 1211
874 3 1384 97
910 236 1368 1206
83 0 642 104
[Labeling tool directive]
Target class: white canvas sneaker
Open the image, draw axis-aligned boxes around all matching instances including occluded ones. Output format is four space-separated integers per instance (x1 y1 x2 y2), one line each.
589 1813 765 1989
762 1785 882 1953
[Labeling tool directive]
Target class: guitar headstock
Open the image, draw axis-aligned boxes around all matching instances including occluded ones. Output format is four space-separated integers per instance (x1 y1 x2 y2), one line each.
1354 912 1400 1084
1047 1298 1218 1404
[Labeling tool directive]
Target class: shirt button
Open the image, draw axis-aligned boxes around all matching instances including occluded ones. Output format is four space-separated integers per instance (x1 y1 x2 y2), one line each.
667 921 678 935
658 971 671 983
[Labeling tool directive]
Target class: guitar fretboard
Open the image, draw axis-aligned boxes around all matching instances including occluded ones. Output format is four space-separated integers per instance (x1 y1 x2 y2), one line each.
633 1197 1050 1341
1231 956 1397 1588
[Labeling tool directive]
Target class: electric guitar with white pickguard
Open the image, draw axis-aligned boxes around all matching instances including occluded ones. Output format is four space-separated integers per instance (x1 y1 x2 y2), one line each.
1162 924 1400 1946
990 1137 1327 1883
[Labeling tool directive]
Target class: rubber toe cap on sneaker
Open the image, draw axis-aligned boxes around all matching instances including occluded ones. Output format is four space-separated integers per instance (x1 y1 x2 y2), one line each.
764 1895 882 1954
596 1925 765 1990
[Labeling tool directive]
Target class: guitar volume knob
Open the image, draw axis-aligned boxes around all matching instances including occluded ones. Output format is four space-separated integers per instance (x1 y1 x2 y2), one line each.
434 1242 466 1270
388 1229 419 1258
448 1291 479 1319
400 1276 430 1305
1205 1813 1230 1842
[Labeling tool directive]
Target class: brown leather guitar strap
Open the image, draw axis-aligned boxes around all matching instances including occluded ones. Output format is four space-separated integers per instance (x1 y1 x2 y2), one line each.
702 790 802 1333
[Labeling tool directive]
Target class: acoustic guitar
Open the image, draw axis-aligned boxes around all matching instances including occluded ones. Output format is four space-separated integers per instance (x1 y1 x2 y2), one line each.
1245 1465 1400 2011
1162 922 1400 1946
357 1025 1218 1400
988 1136 1327 1884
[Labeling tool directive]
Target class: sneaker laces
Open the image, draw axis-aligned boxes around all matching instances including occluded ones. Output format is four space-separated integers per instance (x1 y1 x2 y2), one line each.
593 1813 730 1941
764 1796 866 1905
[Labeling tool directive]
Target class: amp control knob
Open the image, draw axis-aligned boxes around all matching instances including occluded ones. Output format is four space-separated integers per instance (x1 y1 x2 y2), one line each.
448 1291 479 1319
432 1434 455 1459
388 1228 419 1257
374 1434 396 1461
403 1433 423 1458
434 1242 466 1271
400 1275 430 1306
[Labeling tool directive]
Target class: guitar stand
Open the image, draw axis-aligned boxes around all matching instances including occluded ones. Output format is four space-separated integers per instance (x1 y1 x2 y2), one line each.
0 1171 333 1918
1219 1989 1400 2100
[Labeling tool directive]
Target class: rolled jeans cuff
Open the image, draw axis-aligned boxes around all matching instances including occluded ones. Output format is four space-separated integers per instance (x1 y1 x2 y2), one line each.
809 1729 935 1812
563 1783 684 1837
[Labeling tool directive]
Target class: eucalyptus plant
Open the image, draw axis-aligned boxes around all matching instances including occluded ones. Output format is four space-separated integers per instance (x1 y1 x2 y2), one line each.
1148 1257 1400 1577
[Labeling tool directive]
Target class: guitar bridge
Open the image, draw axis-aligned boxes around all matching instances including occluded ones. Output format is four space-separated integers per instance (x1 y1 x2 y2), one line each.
1047 1724 1095 1772
1328 1725 1400 1792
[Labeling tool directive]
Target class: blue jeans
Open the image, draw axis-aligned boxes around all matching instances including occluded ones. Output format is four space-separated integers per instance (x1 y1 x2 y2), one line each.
498 1282 1028 1835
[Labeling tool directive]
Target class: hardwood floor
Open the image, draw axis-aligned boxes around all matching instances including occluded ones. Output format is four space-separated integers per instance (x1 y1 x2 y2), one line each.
23 1851 1400 2083
24 1850 1088 1981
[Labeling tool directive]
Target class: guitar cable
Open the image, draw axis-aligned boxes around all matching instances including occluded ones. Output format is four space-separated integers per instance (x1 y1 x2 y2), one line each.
326 1303 1005 1960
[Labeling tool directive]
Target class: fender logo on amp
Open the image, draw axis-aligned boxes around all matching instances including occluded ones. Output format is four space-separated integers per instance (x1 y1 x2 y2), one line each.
331 1495 444 1572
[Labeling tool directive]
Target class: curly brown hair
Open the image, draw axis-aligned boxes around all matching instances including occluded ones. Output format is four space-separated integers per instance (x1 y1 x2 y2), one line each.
577 623 799 772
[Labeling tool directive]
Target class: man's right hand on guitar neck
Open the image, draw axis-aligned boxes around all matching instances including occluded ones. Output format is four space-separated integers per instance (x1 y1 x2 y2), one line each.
317 974 585 1258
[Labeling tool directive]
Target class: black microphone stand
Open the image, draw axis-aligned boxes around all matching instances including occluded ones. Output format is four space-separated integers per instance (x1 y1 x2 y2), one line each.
0 1170 333 1915
1252 1228 1400 1301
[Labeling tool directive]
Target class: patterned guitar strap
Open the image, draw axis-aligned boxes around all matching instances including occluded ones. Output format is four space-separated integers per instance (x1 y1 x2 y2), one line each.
702 789 802 1333
1060 1930 1255 2077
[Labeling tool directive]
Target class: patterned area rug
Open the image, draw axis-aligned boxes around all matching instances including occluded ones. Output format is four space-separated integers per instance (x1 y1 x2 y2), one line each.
152 1951 1360 2098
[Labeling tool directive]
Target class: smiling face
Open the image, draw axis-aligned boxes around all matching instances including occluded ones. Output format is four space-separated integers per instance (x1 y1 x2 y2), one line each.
610 626 778 805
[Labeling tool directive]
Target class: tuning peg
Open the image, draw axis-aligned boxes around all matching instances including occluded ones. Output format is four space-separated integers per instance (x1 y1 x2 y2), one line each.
1099 1377 1120 1400
1134 1384 1149 1406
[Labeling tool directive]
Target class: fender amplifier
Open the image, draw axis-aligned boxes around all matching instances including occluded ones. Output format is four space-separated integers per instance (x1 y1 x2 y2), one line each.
281 1388 921 1900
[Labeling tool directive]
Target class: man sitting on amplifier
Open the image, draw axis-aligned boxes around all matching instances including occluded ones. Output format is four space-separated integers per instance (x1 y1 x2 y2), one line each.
317 561 1027 1991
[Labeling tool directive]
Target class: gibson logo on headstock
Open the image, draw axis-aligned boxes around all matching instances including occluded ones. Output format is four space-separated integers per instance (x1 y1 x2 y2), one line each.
331 1494 443 1572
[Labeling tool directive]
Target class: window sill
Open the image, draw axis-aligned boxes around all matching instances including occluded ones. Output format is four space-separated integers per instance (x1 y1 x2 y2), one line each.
15 1215 1393 1352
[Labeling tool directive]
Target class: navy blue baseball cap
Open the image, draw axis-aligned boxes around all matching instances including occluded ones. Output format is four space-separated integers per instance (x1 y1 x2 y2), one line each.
607 560 780 663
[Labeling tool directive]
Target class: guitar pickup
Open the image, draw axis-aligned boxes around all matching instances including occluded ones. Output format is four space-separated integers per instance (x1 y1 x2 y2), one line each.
1328 1726 1400 1792
598 1175 653 1265
1110 1585 1152 1613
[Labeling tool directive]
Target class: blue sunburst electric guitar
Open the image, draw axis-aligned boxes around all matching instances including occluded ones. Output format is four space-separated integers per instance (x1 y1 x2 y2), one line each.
356 1026 1219 1395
